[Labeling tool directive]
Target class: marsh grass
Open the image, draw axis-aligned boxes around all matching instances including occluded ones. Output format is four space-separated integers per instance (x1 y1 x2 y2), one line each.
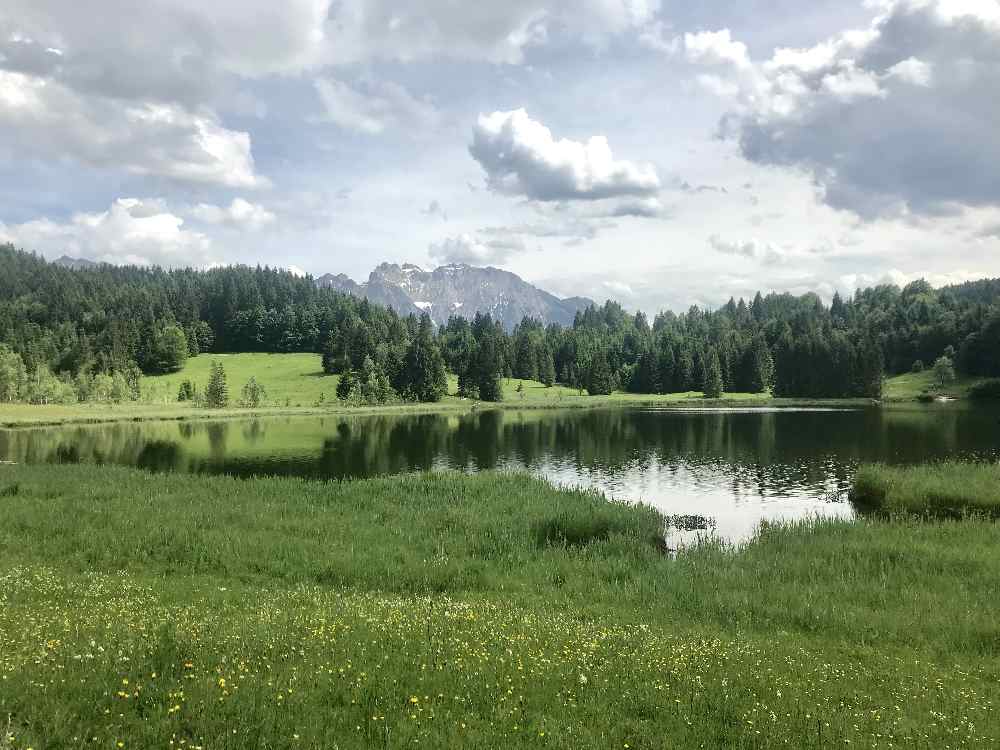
1 465 999 748
851 461 1000 518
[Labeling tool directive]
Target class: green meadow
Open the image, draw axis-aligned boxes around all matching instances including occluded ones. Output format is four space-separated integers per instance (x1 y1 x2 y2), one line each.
1 464 998 749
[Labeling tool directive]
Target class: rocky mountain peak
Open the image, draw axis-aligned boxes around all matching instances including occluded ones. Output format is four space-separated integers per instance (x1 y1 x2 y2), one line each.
317 262 594 329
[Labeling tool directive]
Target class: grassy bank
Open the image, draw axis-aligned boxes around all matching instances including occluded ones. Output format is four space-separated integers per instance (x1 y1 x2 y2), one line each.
1 465 998 748
882 370 989 402
851 462 1000 518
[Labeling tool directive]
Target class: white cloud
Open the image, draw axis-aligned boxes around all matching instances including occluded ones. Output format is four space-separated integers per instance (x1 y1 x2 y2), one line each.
681 0 1000 217
314 76 439 135
0 72 263 188
0 198 214 267
0 1 331 104
191 199 276 230
708 234 786 265
429 233 525 266
683 29 750 68
327 0 660 65
887 57 933 87
470 109 661 202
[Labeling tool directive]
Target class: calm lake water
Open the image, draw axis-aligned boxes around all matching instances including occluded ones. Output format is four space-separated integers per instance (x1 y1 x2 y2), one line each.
3 404 999 541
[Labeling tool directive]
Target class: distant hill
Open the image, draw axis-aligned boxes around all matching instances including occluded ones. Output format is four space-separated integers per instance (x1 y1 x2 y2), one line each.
317 263 594 329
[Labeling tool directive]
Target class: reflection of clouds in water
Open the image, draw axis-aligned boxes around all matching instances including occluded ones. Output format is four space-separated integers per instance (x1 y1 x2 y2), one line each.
516 455 853 543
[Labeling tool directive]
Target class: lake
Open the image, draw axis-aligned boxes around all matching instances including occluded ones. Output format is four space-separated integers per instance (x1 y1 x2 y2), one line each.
3 404 999 542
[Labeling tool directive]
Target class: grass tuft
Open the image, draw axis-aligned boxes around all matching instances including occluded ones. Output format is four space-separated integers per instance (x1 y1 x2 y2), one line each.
851 461 1000 518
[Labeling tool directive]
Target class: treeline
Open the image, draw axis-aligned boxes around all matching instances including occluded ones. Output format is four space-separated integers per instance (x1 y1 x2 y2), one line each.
0 245 447 405
2 244 999 403
438 279 1000 401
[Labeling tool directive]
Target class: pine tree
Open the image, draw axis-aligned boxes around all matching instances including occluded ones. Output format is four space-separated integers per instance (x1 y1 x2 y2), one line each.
539 348 556 387
703 349 724 399
586 351 614 396
205 361 229 408
750 337 775 393
475 335 503 402
398 313 448 402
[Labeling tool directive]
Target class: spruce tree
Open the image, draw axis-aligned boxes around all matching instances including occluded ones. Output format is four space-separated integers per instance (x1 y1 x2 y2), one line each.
398 314 448 402
539 348 556 387
205 361 229 408
586 351 614 396
475 335 503 402
703 349 724 399
750 337 775 393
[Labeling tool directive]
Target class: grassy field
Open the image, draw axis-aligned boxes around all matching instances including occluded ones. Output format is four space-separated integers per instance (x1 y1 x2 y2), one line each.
851 462 1000 518
882 370 989 401
0 353 781 427
1 464 998 748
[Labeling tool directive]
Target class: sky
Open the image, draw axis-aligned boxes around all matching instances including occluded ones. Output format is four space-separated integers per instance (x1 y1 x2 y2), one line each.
1 0 999 314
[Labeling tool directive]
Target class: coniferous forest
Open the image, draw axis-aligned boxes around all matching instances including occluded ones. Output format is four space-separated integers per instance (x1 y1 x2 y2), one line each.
2 244 999 404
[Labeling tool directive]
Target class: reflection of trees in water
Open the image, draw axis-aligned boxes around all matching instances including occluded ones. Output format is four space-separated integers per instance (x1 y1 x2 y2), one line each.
241 420 266 445
0 406 998 493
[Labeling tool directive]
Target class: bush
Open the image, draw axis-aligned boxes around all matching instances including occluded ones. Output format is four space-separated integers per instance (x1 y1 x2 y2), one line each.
968 379 1000 401
240 377 267 408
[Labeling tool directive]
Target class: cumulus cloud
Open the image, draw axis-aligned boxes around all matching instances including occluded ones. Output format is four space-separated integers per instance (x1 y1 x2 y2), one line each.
191 199 276 230
0 2 308 188
328 0 660 65
708 234 786 265
0 72 263 187
429 233 525 266
0 1 330 106
314 76 439 135
0 198 213 267
679 0 1000 218
470 109 661 203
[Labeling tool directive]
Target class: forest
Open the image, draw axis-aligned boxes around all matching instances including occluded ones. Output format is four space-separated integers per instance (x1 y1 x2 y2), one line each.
1 243 999 404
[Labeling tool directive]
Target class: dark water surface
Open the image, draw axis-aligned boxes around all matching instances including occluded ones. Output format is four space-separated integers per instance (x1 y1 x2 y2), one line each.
3 404 999 541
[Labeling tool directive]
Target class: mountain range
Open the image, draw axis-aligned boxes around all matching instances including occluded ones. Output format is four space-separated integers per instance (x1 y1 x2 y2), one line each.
317 263 594 329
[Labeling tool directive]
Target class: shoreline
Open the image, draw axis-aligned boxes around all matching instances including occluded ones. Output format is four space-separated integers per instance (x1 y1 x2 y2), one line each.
0 394 885 429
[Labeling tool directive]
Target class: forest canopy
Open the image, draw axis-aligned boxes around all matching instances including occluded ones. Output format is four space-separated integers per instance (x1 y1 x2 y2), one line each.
1 244 999 402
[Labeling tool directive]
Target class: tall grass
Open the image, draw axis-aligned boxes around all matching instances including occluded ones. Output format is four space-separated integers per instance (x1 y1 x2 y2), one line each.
2 465 999 747
851 461 1000 518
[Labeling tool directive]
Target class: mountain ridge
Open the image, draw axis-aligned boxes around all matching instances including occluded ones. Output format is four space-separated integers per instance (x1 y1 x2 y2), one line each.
317 262 594 329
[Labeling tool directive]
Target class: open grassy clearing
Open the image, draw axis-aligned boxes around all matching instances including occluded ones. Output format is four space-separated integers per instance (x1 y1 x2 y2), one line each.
882 370 990 402
1 464 998 748
142 353 340 407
